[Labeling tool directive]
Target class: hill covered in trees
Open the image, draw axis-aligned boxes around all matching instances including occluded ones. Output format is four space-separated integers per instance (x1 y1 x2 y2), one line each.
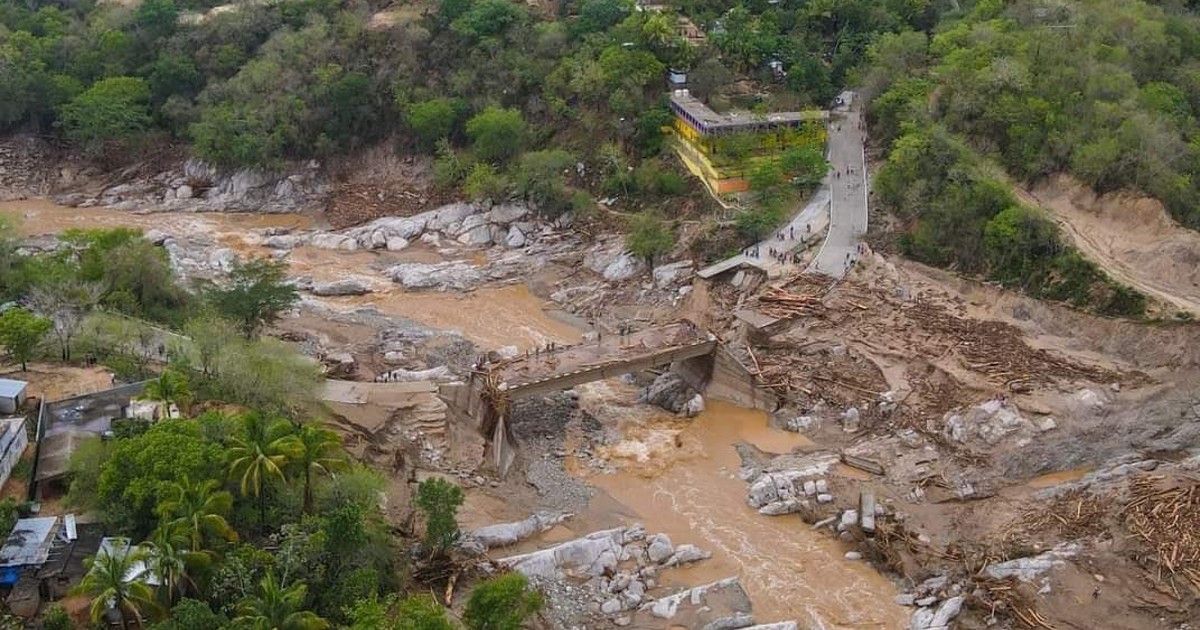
863 0 1200 317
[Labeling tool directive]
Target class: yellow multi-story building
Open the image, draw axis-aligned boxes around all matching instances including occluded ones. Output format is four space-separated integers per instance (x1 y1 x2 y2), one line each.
669 90 827 195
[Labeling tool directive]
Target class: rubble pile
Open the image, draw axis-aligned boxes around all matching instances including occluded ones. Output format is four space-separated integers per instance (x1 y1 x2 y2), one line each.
494 525 713 621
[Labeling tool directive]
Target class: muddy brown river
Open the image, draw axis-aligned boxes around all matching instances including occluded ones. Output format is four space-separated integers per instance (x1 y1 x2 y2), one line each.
573 384 908 628
5 199 906 627
0 199 580 349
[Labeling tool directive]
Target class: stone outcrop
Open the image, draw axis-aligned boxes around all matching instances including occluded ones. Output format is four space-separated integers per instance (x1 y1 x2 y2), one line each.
388 262 484 291
744 453 840 516
943 398 1055 447
638 372 704 418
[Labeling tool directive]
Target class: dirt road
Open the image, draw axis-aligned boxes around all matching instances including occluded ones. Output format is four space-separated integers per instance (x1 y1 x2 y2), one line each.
1014 177 1200 316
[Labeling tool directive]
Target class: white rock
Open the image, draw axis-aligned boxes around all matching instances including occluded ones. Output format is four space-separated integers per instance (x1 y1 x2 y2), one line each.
840 510 859 529
603 253 642 281
386 236 410 251
815 479 828 494
144 229 172 245
466 512 571 549
758 499 805 516
930 596 964 626
984 543 1079 582
652 260 694 289
176 184 193 199
601 598 622 614
841 407 861 432
665 544 710 567
265 234 306 249
647 534 674 564
802 480 817 496
844 551 862 560
894 594 917 606
681 394 705 417
505 225 528 248
310 279 371 296
457 224 495 246
487 203 531 224
1036 416 1057 432
388 262 484 291
310 233 358 250
816 493 833 504
382 351 404 364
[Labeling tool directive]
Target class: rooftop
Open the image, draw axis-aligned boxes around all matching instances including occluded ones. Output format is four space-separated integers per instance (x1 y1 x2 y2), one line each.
0 379 26 399
669 90 827 134
0 517 59 568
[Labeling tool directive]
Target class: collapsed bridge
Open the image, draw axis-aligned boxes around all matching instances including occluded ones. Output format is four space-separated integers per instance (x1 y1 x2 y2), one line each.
438 321 766 474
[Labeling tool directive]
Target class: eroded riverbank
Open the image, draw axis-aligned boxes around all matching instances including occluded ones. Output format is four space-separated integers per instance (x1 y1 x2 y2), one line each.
571 386 908 628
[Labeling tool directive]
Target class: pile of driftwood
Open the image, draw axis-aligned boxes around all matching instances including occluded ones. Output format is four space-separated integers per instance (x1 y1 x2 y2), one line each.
1122 476 1200 594
905 301 1124 390
756 287 825 319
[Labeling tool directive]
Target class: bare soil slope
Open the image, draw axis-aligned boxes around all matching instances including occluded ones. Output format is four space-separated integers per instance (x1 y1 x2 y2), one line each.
1019 174 1200 316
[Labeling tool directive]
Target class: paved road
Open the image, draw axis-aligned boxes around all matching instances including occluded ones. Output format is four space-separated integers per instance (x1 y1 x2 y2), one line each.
807 93 868 278
698 91 868 281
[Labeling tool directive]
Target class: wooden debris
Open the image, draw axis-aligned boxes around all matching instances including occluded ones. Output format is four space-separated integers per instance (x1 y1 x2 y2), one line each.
755 286 825 319
841 453 886 476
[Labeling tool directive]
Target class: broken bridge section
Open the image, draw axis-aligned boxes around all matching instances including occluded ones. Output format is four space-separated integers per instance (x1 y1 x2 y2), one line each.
439 322 746 474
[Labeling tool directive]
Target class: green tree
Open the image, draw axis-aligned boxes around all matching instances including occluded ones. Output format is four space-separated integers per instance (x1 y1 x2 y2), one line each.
96 420 227 536
205 258 299 339
451 0 526 39
407 99 457 149
152 598 228 630
58 77 152 150
227 412 301 529
626 213 674 266
42 604 71 630
157 476 237 552
181 313 238 378
235 573 329 630
464 162 509 202
346 593 454 630
466 107 526 164
0 307 50 371
141 370 191 419
463 573 543 630
146 525 210 605
75 540 159 629
415 477 464 556
780 145 828 187
291 424 346 514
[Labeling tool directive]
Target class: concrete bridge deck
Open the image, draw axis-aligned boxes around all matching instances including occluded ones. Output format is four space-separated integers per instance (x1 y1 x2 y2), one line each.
491 322 715 395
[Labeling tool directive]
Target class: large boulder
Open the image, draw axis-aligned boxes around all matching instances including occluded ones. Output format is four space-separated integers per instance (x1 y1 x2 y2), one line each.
424 202 478 232
497 527 627 580
464 512 571 550
388 262 484 291
639 372 702 417
310 233 358 251
505 225 528 249
652 260 694 289
310 279 371 296
487 203 531 224
943 399 1032 446
603 253 642 281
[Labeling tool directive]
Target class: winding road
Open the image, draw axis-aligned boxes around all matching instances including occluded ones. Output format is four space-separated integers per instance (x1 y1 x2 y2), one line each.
698 91 868 281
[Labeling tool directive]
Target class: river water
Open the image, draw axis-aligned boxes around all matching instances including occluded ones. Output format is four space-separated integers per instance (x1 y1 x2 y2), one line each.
0 199 580 349
573 383 908 629
4 199 906 627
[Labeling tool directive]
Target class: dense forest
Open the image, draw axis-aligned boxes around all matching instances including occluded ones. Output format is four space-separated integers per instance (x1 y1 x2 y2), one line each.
865 0 1200 317
0 0 945 215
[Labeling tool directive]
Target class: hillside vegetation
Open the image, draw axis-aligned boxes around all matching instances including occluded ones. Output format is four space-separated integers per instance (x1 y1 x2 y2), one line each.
864 0 1200 317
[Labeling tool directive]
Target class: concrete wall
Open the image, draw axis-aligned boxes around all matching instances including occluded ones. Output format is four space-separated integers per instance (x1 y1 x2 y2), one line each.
0 418 27 491
704 346 775 411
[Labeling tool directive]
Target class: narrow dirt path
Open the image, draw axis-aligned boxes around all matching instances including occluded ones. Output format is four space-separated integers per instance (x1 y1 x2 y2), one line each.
1012 178 1200 317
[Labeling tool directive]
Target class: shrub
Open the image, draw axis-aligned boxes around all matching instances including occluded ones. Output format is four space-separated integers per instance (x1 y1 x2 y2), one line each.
463 573 544 630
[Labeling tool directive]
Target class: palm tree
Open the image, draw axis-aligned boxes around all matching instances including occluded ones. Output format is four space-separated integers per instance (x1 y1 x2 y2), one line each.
291 424 346 514
74 539 159 629
235 572 329 630
227 412 301 529
157 476 238 552
145 525 210 606
141 370 190 419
